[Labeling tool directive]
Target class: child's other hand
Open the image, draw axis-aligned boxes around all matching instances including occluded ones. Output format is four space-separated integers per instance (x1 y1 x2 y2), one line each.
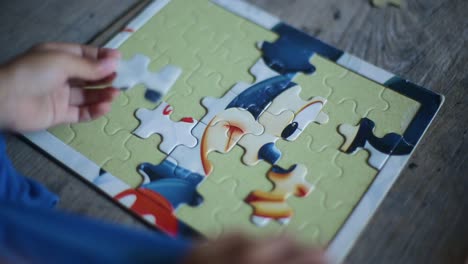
0 42 120 132
183 233 327 264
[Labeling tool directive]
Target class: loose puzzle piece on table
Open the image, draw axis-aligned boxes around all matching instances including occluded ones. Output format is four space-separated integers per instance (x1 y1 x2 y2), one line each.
113 54 182 102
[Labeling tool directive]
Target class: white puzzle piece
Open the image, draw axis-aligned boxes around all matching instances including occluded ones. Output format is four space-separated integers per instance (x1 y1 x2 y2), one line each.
133 102 198 154
238 110 294 166
249 58 280 83
169 122 207 176
200 91 239 125
113 54 182 99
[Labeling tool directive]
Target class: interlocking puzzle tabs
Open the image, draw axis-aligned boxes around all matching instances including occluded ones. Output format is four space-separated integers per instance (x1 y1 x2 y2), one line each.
46 0 440 245
87 24 412 235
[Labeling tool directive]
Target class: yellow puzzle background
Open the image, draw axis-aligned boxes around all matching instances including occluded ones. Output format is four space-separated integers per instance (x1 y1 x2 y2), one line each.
49 0 420 244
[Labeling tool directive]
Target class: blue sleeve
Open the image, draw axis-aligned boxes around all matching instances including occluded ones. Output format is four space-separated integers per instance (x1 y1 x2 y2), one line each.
0 201 192 264
0 134 58 208
0 134 192 263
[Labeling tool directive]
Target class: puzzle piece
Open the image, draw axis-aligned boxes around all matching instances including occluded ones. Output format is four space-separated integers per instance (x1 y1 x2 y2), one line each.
137 156 205 210
259 23 342 76
167 122 208 177
237 90 328 167
104 85 159 136
266 85 329 135
249 57 282 83
366 85 421 138
102 135 167 187
207 145 273 200
176 179 256 237
68 117 132 167
133 101 197 154
371 0 403 8
238 110 295 166
113 54 182 102
170 109 264 176
114 187 179 236
338 117 413 170
200 90 242 125
199 68 290 126
209 107 264 137
246 164 313 226
324 67 389 117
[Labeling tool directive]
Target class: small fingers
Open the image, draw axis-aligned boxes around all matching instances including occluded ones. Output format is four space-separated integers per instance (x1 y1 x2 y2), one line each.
32 42 120 60
69 87 119 106
58 53 118 81
33 42 120 81
97 47 121 60
77 101 113 122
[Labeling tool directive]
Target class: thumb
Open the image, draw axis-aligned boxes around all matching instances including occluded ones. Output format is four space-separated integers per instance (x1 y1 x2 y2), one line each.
60 53 117 81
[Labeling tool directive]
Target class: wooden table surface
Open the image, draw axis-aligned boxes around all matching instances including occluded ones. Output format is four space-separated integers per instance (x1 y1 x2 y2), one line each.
1 0 466 263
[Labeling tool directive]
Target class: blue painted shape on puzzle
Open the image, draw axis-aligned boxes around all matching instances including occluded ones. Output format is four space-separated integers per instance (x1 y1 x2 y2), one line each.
384 77 443 146
137 160 204 208
281 122 299 139
258 142 281 165
226 75 296 119
144 90 162 103
261 23 343 75
271 164 297 175
344 118 413 155
142 179 202 208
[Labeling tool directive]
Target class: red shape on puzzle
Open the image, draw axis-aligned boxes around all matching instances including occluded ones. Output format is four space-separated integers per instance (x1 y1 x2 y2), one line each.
180 117 194 123
114 188 178 236
163 105 173 115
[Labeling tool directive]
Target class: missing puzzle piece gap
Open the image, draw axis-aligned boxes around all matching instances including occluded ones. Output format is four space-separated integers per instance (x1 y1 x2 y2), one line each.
113 54 182 102
137 155 205 210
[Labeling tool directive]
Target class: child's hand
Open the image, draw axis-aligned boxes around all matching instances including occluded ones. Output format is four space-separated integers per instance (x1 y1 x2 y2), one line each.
0 42 120 132
183 233 327 264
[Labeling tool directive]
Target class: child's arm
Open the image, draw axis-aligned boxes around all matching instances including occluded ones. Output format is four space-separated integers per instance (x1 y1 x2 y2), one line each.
0 43 326 264
0 42 119 132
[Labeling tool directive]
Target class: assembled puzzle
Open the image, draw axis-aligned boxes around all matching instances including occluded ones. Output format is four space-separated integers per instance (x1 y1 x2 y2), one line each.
25 0 443 262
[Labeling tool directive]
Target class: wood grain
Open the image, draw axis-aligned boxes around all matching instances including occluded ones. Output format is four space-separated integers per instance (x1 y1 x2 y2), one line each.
0 0 466 263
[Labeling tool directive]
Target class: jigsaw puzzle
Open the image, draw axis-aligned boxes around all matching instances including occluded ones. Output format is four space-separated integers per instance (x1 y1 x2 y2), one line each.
27 0 443 262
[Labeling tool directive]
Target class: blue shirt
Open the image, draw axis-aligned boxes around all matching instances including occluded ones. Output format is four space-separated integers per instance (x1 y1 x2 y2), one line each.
0 134 191 264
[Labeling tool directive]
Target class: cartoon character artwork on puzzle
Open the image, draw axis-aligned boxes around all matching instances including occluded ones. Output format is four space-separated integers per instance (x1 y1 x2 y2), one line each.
25 0 443 263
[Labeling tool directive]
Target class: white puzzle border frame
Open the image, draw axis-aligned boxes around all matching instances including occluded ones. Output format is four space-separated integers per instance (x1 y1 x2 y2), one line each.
23 0 443 263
